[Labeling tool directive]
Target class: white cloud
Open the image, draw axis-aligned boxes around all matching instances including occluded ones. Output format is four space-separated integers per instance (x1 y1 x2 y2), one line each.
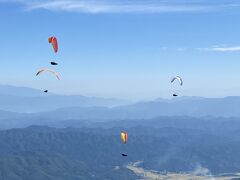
159 47 169 51
176 47 187 51
197 45 240 52
211 46 240 52
158 47 188 51
1 0 240 14
158 45 240 52
24 1 208 13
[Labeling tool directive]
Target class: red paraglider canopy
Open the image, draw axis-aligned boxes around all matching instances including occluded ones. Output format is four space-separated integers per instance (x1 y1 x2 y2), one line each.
48 36 58 53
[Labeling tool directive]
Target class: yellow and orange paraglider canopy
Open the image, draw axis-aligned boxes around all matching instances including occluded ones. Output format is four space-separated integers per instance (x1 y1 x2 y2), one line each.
121 131 128 144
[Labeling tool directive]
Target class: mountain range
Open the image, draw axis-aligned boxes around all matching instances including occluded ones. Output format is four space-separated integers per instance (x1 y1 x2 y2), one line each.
0 85 240 122
1 123 240 179
0 85 129 113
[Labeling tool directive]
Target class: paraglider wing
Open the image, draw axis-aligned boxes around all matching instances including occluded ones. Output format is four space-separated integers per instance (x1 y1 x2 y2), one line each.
48 36 58 53
36 68 60 80
48 37 52 43
121 131 128 144
171 76 183 86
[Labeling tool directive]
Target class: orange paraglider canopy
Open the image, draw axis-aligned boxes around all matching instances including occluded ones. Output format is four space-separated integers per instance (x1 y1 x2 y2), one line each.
48 36 58 53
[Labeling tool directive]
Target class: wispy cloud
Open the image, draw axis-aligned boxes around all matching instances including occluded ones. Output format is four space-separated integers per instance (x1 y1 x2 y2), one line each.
159 47 169 51
158 47 188 51
197 45 240 52
176 47 188 51
159 45 240 52
1 0 240 13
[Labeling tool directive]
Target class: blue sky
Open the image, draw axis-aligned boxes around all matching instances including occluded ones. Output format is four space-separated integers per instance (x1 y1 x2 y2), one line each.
1 0 240 100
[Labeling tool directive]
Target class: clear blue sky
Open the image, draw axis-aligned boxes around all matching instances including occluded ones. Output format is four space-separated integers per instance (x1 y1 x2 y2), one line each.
1 0 240 100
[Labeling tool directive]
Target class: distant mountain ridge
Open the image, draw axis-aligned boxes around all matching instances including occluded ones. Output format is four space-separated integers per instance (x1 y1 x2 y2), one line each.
32 96 240 120
0 85 240 118
0 85 48 97
0 85 129 113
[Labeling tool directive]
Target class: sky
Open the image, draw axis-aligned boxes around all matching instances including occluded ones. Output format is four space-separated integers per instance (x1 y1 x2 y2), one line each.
1 0 240 101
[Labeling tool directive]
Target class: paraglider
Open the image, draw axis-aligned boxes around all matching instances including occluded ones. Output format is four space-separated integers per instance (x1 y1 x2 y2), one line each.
36 68 60 80
171 76 183 97
171 76 183 86
36 36 61 94
121 131 128 157
121 131 128 144
51 62 58 65
48 36 58 53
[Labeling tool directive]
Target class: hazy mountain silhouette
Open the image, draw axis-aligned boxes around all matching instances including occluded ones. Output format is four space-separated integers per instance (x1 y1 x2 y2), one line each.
0 85 129 113
28 96 240 120
0 85 240 118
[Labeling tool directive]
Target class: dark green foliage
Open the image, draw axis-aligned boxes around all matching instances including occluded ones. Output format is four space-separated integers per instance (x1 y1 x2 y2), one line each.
0 127 138 180
1 121 240 179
